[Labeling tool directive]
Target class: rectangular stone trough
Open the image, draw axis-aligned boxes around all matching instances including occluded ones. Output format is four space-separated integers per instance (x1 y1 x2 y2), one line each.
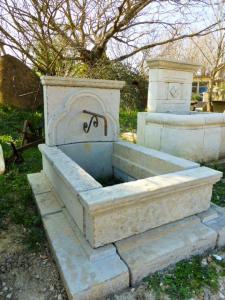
39 140 221 248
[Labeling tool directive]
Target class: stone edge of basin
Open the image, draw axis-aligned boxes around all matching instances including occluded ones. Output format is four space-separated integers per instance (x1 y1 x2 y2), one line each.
41 76 126 89
27 171 225 299
80 167 222 213
138 112 225 127
115 141 200 170
147 58 200 72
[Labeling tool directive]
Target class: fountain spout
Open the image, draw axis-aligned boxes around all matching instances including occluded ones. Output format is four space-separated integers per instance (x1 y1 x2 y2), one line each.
82 110 108 136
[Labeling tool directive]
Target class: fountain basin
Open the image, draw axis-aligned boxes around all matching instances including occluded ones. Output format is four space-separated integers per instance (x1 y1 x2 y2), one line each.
39 140 221 248
138 112 225 163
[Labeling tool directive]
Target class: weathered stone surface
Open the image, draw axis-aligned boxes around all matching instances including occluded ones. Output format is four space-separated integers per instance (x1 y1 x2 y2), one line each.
204 205 225 248
115 216 217 285
137 112 225 163
113 141 199 179
59 142 113 179
29 173 129 300
27 172 52 194
80 167 221 247
197 206 218 223
137 58 225 163
41 76 125 146
0 144 5 175
147 59 199 113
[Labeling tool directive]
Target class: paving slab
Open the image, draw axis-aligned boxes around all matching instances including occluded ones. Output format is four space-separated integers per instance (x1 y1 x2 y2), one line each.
0 144 5 175
28 172 129 300
204 205 225 248
28 172 52 194
115 215 217 285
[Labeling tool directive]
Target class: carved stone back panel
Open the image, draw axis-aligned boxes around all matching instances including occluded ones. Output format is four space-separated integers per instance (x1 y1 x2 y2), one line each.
41 77 125 146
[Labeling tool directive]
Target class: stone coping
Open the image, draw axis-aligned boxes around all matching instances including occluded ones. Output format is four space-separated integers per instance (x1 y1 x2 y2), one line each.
115 141 200 170
147 58 200 72
141 112 225 127
41 76 125 89
38 144 102 192
80 167 222 214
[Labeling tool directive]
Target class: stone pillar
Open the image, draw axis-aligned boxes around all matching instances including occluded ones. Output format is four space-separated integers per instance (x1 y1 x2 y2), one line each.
147 59 200 113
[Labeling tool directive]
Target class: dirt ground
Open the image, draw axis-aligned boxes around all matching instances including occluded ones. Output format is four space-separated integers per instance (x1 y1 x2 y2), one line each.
2 225 225 300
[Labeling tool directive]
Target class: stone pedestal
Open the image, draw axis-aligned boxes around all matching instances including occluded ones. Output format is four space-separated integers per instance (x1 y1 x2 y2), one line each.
147 59 200 113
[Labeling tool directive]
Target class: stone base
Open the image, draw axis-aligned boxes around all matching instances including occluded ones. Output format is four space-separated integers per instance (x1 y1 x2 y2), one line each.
28 172 225 299
27 173 129 300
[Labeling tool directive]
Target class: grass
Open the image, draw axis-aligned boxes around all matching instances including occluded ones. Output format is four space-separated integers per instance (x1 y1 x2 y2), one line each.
119 110 137 132
145 256 220 300
0 105 44 249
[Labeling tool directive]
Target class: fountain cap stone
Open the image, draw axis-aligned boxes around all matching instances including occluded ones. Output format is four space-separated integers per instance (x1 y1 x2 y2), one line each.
147 58 200 72
41 76 125 89
41 76 125 146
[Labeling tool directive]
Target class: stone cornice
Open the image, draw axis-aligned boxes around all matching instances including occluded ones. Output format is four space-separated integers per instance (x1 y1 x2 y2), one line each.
41 76 125 89
147 58 200 72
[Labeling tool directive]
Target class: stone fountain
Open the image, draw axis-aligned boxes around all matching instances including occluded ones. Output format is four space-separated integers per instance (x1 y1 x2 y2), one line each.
137 59 225 162
28 75 225 300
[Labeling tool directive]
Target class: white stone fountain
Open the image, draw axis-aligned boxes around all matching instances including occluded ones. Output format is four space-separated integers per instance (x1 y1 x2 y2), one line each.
137 59 225 162
27 75 225 300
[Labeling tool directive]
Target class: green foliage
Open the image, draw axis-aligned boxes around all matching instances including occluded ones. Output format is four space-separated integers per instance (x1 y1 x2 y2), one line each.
0 105 44 249
146 256 219 300
209 163 225 207
119 110 138 132
82 59 148 111
192 93 202 101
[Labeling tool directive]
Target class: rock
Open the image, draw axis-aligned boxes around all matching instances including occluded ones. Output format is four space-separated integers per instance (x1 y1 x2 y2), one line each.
6 293 12 299
0 54 43 109
57 295 63 300
0 144 5 175
201 258 208 266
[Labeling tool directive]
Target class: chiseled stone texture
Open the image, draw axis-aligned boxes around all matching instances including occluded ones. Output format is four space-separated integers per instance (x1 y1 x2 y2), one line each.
147 59 200 113
28 172 129 300
203 204 225 248
0 144 5 175
80 167 221 248
137 112 225 163
41 76 125 146
115 216 217 285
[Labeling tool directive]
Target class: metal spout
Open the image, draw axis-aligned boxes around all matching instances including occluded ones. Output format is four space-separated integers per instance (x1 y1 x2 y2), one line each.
82 110 108 136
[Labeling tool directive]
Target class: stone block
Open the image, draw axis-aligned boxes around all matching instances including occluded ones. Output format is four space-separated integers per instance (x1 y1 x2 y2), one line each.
115 216 217 285
41 77 125 146
80 167 221 247
204 205 225 248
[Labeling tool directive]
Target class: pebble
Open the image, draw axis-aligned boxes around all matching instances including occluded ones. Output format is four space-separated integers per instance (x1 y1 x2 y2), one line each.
131 288 135 293
6 293 12 299
57 294 63 300
3 286 8 292
201 258 208 266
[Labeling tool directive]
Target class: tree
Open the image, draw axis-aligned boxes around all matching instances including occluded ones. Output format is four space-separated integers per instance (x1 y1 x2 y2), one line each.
0 0 222 75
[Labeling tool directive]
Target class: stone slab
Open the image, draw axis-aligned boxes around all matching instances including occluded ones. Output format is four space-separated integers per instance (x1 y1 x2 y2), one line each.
27 172 52 195
28 172 129 300
115 216 217 285
203 205 225 248
0 144 5 175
